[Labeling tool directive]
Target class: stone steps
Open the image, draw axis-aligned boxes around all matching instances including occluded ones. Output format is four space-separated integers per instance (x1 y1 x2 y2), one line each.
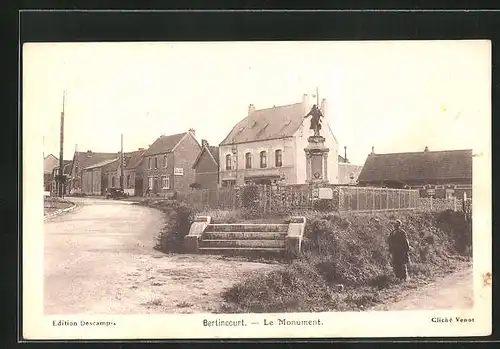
185 216 306 257
203 231 287 240
200 238 285 248
197 247 285 255
205 224 288 233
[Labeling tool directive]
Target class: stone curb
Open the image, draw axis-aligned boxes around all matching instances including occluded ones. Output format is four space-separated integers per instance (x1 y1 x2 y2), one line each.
44 202 77 221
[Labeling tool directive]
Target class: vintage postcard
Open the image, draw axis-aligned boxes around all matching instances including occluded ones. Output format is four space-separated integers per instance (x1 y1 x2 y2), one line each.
23 40 491 340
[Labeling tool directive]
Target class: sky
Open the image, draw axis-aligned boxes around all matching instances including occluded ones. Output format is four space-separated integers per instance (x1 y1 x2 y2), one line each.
24 40 490 165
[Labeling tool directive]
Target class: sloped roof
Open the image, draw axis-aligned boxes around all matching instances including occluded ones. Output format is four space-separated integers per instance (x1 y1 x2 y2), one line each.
208 146 219 164
338 163 363 184
73 151 118 172
44 154 59 173
192 145 219 169
125 149 146 169
357 149 472 184
143 132 187 157
105 149 146 172
84 158 118 170
219 103 306 145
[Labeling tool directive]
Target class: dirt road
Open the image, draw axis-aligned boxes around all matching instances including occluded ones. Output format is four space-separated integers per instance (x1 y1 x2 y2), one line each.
373 266 473 311
44 198 277 314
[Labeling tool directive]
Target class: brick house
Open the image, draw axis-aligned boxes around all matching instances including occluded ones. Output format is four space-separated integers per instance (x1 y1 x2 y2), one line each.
142 129 201 197
357 147 473 198
104 148 146 196
218 94 339 186
69 150 118 194
191 139 219 189
82 158 119 195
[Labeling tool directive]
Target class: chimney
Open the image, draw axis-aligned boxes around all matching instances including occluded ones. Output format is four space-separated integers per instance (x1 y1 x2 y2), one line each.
201 139 209 148
188 128 196 137
344 146 348 163
424 146 429 152
138 148 145 151
248 104 255 116
86 150 92 158
302 93 310 114
371 146 375 154
320 98 327 117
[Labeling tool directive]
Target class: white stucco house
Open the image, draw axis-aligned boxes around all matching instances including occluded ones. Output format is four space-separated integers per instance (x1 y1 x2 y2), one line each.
218 94 339 186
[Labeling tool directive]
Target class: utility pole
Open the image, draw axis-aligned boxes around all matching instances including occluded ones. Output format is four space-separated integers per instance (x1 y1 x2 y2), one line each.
120 133 124 190
57 91 66 198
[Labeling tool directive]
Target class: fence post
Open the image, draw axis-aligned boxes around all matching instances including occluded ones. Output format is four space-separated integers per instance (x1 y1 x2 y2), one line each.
454 196 457 211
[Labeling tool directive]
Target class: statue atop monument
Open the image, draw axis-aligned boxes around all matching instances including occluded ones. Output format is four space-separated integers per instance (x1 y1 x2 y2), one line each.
304 104 324 137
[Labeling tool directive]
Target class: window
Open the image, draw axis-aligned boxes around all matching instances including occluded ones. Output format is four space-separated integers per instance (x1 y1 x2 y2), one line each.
154 156 158 169
225 154 232 170
126 175 130 188
148 177 153 189
260 151 267 168
164 154 168 168
162 176 170 189
148 157 152 169
245 152 252 169
111 176 115 187
275 149 283 167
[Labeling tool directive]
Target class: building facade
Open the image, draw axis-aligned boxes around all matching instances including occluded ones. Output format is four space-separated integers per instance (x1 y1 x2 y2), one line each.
218 94 339 187
81 158 118 195
142 130 201 197
69 150 118 194
104 148 146 196
192 139 219 190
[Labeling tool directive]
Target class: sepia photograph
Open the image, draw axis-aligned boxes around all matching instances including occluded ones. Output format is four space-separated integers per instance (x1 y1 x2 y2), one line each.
23 40 491 339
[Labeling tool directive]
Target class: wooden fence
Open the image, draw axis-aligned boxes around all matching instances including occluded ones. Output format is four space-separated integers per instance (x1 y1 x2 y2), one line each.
184 185 419 213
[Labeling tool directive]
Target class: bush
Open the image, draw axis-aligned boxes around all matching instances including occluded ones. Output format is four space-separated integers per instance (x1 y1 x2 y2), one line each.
140 200 196 253
241 184 260 211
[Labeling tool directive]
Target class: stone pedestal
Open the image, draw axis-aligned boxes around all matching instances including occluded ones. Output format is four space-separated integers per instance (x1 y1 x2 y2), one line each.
304 135 330 184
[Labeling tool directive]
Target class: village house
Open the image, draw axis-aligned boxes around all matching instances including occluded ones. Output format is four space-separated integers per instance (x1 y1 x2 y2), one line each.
191 139 219 190
357 147 472 198
218 94 339 186
104 148 146 196
69 150 118 194
142 129 201 197
82 158 119 195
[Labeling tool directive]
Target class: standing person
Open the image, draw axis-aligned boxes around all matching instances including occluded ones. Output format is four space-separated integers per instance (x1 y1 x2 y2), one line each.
387 219 411 280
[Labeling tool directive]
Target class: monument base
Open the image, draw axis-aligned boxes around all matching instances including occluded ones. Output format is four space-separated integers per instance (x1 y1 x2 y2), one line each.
304 136 330 184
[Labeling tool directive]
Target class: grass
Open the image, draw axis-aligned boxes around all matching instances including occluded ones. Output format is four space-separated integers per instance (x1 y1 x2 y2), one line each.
215 209 472 313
